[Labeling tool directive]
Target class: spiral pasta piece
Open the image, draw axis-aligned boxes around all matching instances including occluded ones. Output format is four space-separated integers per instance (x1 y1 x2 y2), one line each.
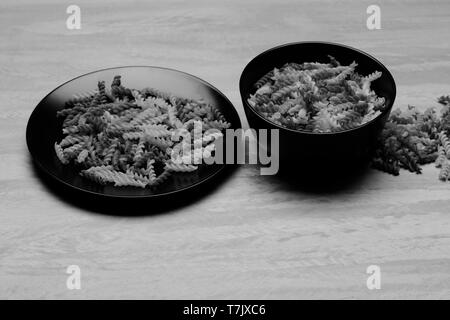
439 160 450 181
439 131 450 156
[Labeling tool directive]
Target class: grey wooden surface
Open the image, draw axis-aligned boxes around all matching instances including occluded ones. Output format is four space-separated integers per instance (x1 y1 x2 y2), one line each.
1 0 450 299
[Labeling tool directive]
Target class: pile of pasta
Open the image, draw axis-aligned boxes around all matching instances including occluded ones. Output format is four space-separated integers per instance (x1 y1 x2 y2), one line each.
54 76 230 188
372 95 450 181
247 56 386 132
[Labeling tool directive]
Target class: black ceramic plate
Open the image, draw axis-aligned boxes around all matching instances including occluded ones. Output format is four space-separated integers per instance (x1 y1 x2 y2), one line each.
26 66 241 198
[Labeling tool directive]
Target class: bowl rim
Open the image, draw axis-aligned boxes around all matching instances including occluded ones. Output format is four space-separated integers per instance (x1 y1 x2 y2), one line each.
239 41 397 136
26 65 242 199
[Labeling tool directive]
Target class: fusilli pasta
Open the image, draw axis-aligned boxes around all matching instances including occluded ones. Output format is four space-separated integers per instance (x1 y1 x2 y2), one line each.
247 57 385 132
372 97 450 182
54 76 230 188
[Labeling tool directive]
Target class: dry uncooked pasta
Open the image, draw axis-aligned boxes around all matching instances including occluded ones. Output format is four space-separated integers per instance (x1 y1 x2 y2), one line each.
372 95 450 182
54 76 231 188
247 56 386 132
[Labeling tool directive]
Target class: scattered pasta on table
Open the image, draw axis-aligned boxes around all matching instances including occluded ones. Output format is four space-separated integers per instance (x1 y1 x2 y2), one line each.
371 95 450 181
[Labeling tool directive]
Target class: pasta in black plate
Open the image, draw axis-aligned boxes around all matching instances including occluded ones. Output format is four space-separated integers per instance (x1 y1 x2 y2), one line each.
54 76 230 188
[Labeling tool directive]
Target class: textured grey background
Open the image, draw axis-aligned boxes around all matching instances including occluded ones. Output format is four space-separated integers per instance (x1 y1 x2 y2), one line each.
0 0 450 299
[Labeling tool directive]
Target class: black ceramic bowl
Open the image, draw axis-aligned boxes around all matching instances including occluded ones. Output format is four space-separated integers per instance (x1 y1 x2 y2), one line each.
239 42 396 170
26 66 242 200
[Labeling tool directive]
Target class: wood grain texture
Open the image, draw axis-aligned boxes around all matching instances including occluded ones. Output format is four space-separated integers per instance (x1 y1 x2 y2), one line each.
1 0 450 299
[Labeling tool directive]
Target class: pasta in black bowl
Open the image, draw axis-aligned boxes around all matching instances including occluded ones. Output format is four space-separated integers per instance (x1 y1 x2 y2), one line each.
239 42 396 168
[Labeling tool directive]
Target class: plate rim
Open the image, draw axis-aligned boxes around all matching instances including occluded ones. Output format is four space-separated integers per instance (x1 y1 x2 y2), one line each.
26 65 242 199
